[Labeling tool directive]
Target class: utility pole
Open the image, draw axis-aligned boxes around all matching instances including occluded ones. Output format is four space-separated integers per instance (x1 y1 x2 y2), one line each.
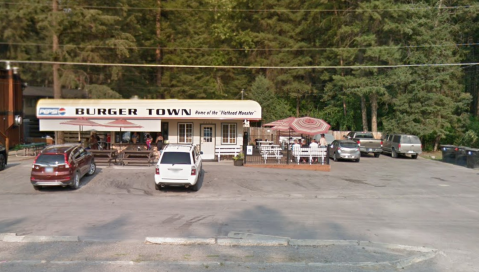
52 0 63 144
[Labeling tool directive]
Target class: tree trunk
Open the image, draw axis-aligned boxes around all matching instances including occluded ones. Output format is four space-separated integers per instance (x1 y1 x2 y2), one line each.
155 0 163 99
370 93 378 133
361 96 369 131
52 0 63 144
434 134 441 152
296 94 300 117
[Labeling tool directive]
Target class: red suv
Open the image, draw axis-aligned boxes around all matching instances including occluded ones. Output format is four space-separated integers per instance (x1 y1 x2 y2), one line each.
30 144 96 190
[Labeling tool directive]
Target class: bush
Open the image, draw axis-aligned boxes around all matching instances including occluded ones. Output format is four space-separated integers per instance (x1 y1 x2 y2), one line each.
233 153 244 161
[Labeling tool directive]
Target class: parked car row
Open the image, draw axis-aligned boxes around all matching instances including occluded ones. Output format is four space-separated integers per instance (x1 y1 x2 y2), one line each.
329 133 422 162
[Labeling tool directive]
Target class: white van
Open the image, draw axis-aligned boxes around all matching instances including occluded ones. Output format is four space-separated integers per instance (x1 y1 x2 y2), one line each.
154 144 203 191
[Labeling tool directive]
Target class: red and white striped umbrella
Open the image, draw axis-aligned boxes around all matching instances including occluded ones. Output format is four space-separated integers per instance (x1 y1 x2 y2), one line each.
289 117 330 135
60 118 104 141
264 117 295 128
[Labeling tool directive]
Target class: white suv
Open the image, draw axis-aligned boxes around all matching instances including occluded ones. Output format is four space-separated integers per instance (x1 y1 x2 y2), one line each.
154 144 203 191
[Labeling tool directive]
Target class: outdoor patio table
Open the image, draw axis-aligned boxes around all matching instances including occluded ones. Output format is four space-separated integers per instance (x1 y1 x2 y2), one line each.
120 150 154 166
90 149 118 166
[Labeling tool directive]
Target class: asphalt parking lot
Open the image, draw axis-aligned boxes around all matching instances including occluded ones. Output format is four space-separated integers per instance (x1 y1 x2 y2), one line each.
0 153 478 271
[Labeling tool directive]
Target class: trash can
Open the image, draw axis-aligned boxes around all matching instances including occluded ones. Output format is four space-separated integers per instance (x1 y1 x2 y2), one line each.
440 145 456 164
454 146 467 167
466 148 479 169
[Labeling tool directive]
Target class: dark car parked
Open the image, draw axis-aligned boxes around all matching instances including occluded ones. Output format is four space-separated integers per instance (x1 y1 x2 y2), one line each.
0 143 7 171
30 144 96 190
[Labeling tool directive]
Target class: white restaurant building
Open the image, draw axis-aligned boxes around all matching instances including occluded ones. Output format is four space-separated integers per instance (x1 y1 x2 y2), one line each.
36 99 262 160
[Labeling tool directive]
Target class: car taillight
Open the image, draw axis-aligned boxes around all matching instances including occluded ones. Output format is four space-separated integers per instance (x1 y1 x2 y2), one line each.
380 140 383 147
32 154 40 168
337 147 341 150
191 166 196 176
398 144 401 149
356 140 360 146
64 154 71 168
155 166 160 175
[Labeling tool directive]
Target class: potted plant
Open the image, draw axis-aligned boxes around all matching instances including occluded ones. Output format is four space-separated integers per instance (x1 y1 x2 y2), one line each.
233 153 244 166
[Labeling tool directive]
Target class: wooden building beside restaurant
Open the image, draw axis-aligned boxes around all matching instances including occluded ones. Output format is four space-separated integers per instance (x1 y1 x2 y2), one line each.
0 66 24 150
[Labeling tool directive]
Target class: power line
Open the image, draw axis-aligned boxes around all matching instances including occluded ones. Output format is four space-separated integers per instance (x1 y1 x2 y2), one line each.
2 59 478 69
1 1 478 12
1 42 478 51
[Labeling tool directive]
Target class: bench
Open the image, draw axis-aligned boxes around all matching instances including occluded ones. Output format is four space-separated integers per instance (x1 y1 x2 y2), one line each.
120 150 154 166
261 147 283 164
292 147 328 165
215 145 242 162
17 143 47 156
90 150 118 166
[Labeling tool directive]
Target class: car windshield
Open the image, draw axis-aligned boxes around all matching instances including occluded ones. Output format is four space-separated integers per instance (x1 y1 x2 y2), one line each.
401 136 421 144
355 133 374 139
160 152 191 165
35 154 65 165
340 142 358 148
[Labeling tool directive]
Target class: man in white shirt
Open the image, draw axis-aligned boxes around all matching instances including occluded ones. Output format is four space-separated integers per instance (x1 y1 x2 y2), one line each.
309 139 319 148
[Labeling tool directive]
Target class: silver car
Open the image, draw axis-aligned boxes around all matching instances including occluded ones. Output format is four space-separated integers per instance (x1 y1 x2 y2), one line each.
382 134 422 159
329 140 361 162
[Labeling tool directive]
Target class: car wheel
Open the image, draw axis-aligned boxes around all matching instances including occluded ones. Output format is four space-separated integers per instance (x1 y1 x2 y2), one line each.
0 154 5 171
33 186 41 190
71 172 80 190
86 161 96 176
155 183 161 190
356 158 360 163
411 154 418 159
333 153 338 162
191 182 199 191
374 153 380 158
392 149 398 158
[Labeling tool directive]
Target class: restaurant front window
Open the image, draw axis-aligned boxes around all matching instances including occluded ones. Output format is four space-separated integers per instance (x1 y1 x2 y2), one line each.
178 123 193 143
222 123 236 144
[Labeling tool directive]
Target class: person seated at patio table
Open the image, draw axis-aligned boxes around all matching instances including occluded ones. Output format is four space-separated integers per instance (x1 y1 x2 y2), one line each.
310 139 319 163
131 132 139 144
299 139 308 163
291 139 301 149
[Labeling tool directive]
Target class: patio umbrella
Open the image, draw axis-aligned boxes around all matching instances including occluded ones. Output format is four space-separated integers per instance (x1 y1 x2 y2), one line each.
290 116 330 135
264 117 295 128
60 118 104 141
104 119 143 151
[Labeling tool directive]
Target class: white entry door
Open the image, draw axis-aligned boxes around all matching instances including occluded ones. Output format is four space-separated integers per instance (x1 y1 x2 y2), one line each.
200 125 215 160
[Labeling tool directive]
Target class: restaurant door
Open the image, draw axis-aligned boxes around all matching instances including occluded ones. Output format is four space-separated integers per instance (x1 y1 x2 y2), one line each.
200 125 215 160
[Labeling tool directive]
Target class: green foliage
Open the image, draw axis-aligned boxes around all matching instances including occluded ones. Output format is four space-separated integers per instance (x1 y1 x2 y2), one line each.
249 75 293 124
233 153 244 161
85 85 122 99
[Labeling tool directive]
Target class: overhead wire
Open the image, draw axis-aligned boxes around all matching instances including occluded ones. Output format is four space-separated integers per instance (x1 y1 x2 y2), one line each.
1 42 478 51
0 1 477 12
1 59 478 69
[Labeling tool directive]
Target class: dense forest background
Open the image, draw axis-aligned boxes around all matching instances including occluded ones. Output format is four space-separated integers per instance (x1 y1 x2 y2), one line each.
1 0 479 150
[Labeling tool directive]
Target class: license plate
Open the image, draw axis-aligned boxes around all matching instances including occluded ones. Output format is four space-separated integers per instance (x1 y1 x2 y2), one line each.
368 148 373 152
408 151 415 153
45 167 53 173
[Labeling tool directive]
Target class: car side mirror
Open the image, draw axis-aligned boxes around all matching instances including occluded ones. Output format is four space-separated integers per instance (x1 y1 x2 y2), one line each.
200 151 204 155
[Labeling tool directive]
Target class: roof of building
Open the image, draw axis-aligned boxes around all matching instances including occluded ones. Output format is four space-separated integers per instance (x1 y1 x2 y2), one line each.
24 86 87 98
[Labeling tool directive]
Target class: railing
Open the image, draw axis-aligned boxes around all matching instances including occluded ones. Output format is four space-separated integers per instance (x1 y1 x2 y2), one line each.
245 146 330 165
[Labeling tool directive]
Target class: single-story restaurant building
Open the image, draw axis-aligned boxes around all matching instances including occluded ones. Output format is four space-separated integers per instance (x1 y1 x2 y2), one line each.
37 99 261 160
